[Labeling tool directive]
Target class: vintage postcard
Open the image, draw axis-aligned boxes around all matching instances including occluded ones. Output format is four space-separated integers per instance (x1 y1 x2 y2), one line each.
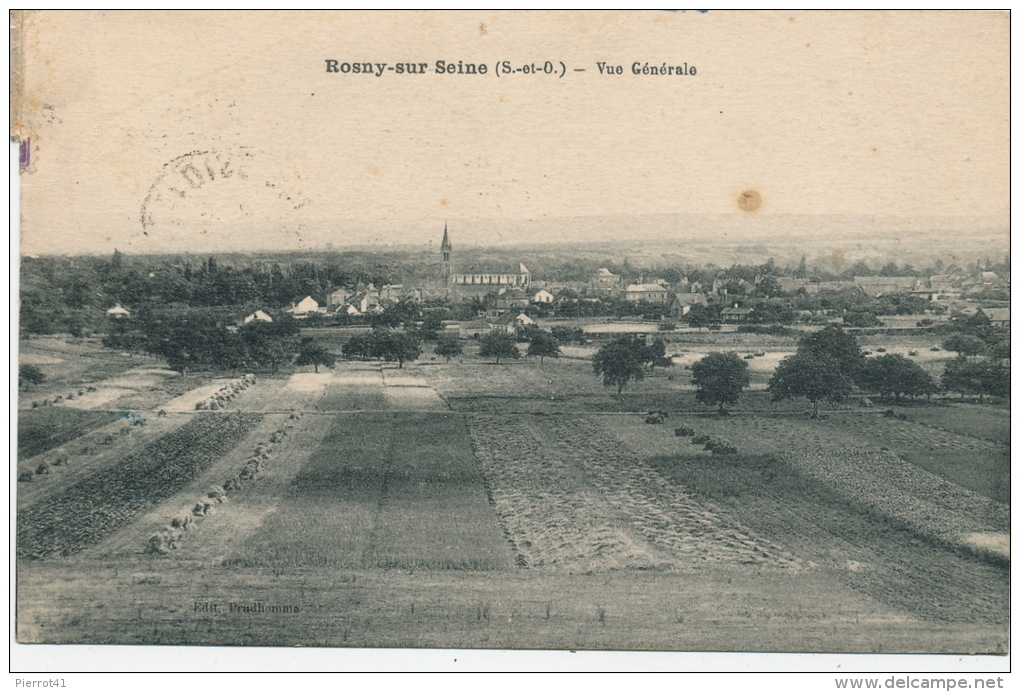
11 10 1009 671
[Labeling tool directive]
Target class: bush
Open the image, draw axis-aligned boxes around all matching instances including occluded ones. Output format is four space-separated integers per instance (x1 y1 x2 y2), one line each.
692 433 711 445
674 426 696 437
18 472 33 483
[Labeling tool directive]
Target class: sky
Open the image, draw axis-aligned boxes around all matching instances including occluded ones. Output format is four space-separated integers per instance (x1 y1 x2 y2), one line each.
13 10 1010 256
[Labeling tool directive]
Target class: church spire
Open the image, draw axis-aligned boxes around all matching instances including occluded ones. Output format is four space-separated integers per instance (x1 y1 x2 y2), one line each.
440 222 452 290
440 222 452 253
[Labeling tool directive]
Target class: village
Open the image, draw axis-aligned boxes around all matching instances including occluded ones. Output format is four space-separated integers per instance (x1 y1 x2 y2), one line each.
16 228 1011 653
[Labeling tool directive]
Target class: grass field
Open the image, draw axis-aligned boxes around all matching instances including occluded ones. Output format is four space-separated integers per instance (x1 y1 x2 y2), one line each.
14 334 1010 654
224 413 511 571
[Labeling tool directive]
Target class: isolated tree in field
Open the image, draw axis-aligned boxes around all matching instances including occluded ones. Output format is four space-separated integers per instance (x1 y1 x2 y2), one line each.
859 354 938 401
478 331 521 364
375 330 422 368
797 326 866 383
433 334 463 363
941 333 987 361
294 340 336 373
768 352 853 416
592 337 646 397
526 331 561 364
691 352 750 415
19 364 45 391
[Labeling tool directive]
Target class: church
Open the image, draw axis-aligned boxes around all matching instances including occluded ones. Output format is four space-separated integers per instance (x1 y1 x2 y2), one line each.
439 224 532 300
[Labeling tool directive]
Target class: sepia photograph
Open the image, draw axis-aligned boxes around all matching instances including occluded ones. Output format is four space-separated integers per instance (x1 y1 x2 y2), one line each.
10 10 1010 672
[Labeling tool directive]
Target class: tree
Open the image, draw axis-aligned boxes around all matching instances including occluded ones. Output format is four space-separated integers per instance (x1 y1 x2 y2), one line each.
433 334 463 363
526 331 561 364
294 340 336 373
683 304 718 331
374 330 422 368
768 352 853 416
941 333 987 361
691 352 750 414
797 326 865 384
19 364 46 390
238 318 300 374
478 331 520 364
551 325 585 345
592 337 646 397
859 354 938 401
942 358 1009 400
647 339 673 370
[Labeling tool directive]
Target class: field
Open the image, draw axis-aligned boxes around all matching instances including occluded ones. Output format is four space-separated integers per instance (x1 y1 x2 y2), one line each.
14 335 1009 654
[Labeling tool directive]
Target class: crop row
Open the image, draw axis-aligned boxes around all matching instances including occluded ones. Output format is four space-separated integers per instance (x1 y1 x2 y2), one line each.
468 415 660 570
194 374 257 410
545 418 798 566
146 411 301 554
692 417 1009 551
17 412 263 560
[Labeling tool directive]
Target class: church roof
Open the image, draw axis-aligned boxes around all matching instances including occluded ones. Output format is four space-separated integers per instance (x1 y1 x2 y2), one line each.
441 223 452 252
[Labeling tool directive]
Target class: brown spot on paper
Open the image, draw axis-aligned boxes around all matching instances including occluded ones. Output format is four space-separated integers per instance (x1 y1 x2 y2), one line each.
737 189 762 213
830 250 845 268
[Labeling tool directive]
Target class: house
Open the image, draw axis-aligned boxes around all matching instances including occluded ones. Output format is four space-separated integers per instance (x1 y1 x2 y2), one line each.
242 309 273 324
106 303 130 319
668 292 708 318
326 287 351 307
531 288 554 304
979 307 1010 328
489 311 537 336
495 288 531 311
349 291 384 315
623 283 670 303
459 319 492 338
854 276 919 297
286 296 322 316
721 305 754 323
589 267 622 295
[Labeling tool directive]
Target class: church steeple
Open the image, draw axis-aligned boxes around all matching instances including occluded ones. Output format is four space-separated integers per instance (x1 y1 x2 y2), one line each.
440 222 452 289
441 222 452 258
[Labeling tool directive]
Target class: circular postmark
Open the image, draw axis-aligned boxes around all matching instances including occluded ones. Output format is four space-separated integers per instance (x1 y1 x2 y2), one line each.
139 148 309 248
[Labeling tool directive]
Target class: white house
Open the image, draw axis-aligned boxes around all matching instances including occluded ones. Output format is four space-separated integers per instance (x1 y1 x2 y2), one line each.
106 303 131 319
532 289 554 304
286 296 321 316
624 284 670 303
242 309 274 324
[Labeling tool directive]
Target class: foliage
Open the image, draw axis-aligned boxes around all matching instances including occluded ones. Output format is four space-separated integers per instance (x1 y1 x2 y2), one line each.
478 331 521 364
941 357 1009 399
691 352 751 414
592 336 647 396
797 326 866 384
683 304 720 330
941 333 988 360
343 329 422 368
433 334 464 362
843 309 881 328
859 354 938 401
768 352 853 414
551 325 585 344
294 340 337 373
19 364 46 390
526 330 561 363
